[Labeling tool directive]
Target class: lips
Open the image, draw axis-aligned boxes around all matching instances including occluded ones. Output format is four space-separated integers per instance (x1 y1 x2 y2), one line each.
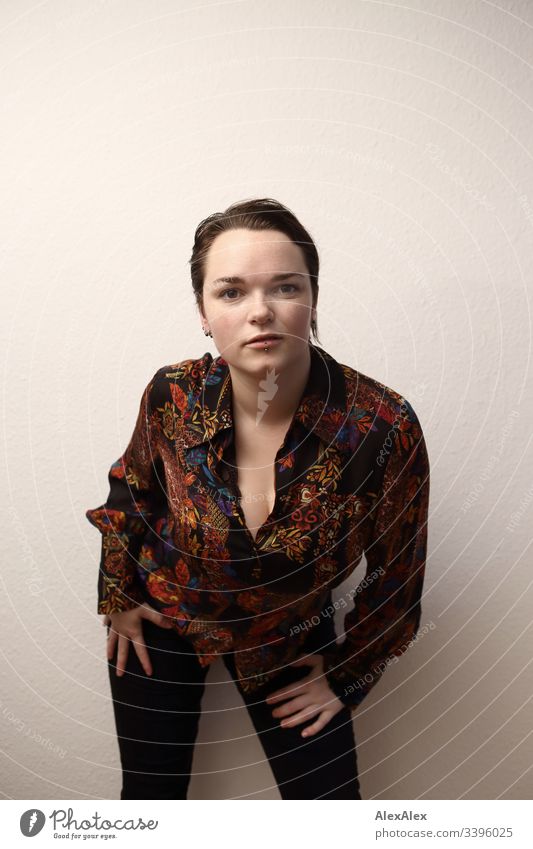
246 334 282 344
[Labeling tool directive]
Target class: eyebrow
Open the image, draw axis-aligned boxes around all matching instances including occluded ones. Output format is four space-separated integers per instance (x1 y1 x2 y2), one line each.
209 272 307 288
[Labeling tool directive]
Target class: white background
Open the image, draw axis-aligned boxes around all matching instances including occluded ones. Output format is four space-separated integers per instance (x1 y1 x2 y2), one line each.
1 0 532 800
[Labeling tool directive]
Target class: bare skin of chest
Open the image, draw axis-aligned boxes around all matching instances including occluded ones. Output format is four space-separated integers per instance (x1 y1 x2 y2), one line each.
234 424 290 542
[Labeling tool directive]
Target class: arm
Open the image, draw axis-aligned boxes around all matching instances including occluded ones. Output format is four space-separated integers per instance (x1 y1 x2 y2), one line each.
86 373 162 615
321 399 430 710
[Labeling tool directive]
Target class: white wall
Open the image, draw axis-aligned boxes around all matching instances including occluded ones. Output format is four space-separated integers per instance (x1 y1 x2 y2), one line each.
2 0 532 800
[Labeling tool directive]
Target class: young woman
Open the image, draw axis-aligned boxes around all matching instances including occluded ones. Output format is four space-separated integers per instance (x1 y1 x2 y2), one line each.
86 197 430 800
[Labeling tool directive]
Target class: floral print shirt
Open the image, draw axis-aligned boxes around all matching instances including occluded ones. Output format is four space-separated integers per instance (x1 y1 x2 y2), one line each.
86 343 430 710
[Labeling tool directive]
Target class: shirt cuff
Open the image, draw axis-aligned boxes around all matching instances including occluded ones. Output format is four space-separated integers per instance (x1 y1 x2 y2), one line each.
322 653 374 711
325 669 370 710
97 576 146 615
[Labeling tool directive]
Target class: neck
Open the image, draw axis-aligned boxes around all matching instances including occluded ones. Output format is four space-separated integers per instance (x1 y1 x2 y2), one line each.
229 344 312 432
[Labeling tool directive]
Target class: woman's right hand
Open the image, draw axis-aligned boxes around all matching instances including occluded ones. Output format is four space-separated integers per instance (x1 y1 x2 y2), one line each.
104 604 174 677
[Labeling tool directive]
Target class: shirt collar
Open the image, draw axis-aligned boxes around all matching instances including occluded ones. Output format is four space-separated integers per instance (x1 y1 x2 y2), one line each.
181 343 354 451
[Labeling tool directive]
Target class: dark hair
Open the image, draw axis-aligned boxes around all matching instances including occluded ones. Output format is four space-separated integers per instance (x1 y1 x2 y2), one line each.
189 197 321 343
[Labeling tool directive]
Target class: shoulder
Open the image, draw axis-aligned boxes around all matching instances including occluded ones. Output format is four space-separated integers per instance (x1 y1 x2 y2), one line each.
147 351 215 405
152 350 214 384
334 355 426 451
339 358 420 425
341 364 429 482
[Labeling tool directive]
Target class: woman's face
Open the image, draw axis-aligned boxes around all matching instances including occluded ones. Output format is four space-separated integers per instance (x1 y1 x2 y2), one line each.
201 228 317 374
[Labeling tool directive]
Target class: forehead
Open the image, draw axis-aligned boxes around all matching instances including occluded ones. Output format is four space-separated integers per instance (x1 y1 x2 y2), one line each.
204 228 307 284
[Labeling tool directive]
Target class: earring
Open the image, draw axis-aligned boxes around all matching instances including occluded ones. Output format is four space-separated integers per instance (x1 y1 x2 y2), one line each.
204 329 212 337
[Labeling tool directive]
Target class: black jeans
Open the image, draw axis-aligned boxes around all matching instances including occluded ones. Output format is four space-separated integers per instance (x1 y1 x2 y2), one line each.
107 595 361 800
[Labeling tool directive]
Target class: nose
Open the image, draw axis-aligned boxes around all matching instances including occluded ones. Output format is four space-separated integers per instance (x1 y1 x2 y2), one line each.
247 291 275 323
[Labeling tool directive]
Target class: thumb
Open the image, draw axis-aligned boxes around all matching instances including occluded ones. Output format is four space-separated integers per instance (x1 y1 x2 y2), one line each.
287 655 313 666
154 613 172 628
142 605 174 628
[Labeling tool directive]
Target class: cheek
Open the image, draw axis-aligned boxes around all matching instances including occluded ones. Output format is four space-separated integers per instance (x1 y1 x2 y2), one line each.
206 302 242 331
211 313 248 351
216 313 244 334
283 302 313 330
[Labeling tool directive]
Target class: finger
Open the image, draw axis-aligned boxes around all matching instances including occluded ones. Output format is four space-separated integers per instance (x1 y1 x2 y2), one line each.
279 704 322 730
265 679 308 704
300 711 334 739
131 633 153 677
115 634 130 677
106 627 118 661
271 695 308 719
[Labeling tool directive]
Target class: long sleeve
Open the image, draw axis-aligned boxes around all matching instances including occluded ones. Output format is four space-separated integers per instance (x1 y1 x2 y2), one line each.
85 374 161 615
321 400 430 710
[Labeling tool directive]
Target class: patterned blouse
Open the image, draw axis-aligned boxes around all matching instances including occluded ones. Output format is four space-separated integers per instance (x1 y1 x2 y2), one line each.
86 343 430 710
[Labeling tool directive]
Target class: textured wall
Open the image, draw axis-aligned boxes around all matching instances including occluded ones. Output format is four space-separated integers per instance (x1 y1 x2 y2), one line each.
2 0 532 800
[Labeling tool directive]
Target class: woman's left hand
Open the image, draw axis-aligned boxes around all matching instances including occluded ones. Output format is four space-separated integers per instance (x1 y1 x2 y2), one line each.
265 653 345 738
